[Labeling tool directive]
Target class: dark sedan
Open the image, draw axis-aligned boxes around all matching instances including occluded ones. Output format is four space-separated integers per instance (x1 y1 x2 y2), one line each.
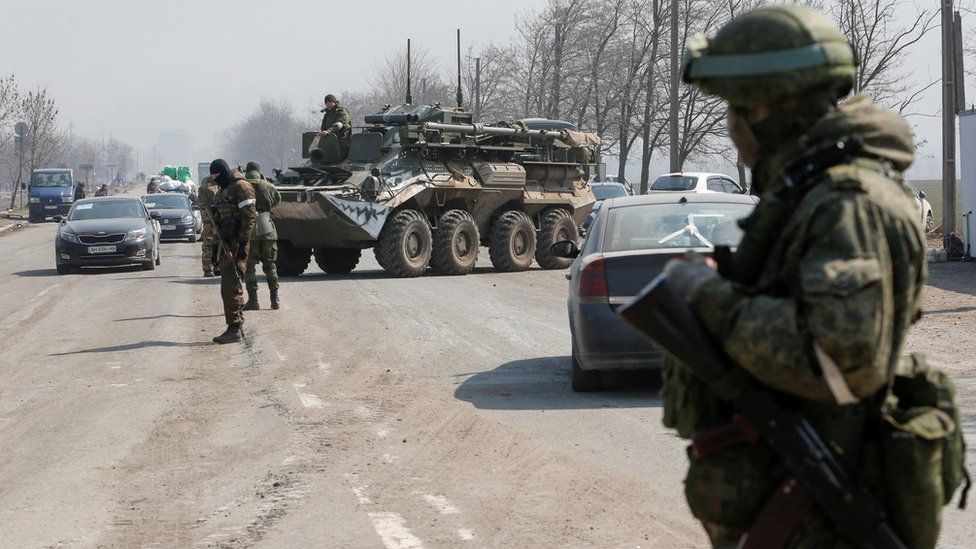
55 197 162 274
553 192 758 391
141 193 201 242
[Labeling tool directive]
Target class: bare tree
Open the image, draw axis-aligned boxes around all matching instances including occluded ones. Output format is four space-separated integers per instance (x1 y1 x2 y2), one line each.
224 99 305 173
8 87 69 208
0 74 21 198
464 44 519 122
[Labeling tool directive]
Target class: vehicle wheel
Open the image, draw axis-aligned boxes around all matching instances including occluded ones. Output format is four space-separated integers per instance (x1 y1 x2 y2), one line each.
571 352 601 392
925 211 934 233
375 209 432 277
187 235 196 243
430 209 480 275
29 212 41 223
277 240 312 277
535 208 578 270
313 248 362 274
155 246 162 265
56 264 71 275
488 210 536 272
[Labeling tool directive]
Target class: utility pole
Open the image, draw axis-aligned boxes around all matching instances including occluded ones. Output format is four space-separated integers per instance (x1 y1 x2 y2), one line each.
942 0 957 236
669 0 680 173
475 57 482 123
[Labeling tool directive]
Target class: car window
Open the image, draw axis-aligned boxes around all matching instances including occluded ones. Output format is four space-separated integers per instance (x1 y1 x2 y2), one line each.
604 202 754 252
722 178 742 193
31 172 73 187
706 177 726 192
650 175 697 191
591 185 628 200
68 200 144 220
143 194 189 209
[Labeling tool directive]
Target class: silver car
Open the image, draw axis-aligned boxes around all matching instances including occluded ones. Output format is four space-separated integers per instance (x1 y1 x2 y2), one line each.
552 192 758 391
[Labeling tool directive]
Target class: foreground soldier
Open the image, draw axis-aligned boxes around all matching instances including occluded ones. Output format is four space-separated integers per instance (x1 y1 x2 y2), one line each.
209 159 256 344
243 161 281 310
661 6 961 547
197 175 219 277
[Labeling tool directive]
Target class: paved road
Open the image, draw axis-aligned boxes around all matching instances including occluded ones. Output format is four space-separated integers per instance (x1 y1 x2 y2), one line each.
1 221 973 548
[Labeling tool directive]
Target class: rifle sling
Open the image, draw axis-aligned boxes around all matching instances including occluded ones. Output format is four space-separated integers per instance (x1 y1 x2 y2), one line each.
741 476 814 549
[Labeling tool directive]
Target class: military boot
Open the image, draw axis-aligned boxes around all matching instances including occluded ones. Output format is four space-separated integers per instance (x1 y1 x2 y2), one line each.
243 289 260 311
212 324 242 344
270 288 280 310
203 269 215 278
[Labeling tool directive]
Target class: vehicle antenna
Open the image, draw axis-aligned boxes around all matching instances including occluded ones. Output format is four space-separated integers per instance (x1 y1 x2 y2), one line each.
405 39 413 105
456 29 463 109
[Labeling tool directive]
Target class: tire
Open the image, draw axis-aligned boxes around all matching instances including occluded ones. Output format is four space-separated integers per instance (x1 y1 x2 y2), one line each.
187 235 196 243
488 211 536 272
535 208 578 270
571 352 601 392
375 209 432 277
56 264 71 275
277 240 312 277
430 209 480 275
155 245 162 266
29 212 42 223
143 258 156 271
313 248 362 274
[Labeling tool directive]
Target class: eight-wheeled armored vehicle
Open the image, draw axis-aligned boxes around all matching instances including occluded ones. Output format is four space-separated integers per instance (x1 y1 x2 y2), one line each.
271 104 601 278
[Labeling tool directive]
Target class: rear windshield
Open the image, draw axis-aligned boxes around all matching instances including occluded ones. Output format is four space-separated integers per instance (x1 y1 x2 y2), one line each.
143 194 189 209
605 202 753 252
69 200 144 220
650 175 697 191
31 172 73 187
592 185 628 200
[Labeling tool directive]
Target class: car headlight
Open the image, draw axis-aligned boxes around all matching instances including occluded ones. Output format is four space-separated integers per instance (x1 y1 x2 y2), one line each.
59 230 79 243
29 197 40 203
126 227 147 240
193 210 202 221
63 196 74 203
181 214 193 223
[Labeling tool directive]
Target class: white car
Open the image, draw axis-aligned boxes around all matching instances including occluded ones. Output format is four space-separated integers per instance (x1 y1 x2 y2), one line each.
647 172 747 195
906 180 934 232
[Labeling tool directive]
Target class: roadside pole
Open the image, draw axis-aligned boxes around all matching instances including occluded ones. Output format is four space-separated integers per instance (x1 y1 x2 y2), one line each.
474 57 482 123
668 0 680 173
942 0 959 237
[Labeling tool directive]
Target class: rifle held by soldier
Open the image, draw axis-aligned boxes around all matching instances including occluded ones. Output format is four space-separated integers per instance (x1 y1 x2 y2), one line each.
617 273 906 549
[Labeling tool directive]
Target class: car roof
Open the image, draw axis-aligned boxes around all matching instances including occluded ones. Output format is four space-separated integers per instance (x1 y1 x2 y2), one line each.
656 172 733 178
591 182 627 188
604 191 757 209
74 196 140 204
33 168 72 173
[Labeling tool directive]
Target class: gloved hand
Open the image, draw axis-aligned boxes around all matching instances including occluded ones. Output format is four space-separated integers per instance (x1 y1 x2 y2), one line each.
663 251 719 301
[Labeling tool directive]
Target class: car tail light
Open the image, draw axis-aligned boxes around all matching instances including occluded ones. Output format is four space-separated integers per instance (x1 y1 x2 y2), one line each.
578 258 608 299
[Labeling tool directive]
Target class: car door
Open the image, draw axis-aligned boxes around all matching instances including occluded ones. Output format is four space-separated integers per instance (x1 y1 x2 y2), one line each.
706 177 727 193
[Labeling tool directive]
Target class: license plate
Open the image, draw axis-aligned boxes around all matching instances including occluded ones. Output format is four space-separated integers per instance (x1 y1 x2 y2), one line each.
45 205 57 209
88 245 117 254
162 224 176 230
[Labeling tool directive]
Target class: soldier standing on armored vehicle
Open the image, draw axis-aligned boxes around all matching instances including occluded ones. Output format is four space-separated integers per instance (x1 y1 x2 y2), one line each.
209 159 257 344
657 5 967 547
243 161 282 311
319 93 351 156
197 175 219 277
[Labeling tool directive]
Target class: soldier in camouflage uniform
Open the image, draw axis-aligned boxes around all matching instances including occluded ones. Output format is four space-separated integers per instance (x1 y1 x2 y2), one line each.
661 5 927 546
197 175 220 277
319 93 352 155
243 161 282 311
209 159 257 344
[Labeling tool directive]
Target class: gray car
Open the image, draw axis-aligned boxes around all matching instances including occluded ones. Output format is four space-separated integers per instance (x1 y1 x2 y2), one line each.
552 192 758 391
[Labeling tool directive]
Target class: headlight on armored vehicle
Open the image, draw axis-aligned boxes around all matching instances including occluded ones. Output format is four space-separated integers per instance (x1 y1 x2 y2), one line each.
59 230 79 243
126 227 147 241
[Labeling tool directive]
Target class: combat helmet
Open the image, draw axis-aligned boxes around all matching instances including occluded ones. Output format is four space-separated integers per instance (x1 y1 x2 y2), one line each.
681 5 856 107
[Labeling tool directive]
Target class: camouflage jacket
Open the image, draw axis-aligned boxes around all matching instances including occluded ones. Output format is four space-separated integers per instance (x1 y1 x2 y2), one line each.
213 171 257 247
689 94 926 403
245 170 281 241
320 104 352 137
197 177 219 225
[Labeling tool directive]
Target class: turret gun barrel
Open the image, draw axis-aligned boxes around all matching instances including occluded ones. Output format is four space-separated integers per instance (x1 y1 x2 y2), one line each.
422 122 568 140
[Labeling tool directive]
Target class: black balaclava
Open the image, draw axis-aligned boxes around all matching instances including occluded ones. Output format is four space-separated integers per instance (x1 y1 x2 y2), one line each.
210 159 232 188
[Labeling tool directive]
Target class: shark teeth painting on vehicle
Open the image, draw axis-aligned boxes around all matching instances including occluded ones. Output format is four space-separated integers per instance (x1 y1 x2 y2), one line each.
321 194 391 240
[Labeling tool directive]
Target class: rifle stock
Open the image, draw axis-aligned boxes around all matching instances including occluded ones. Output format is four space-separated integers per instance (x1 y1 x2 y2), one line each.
617 275 906 549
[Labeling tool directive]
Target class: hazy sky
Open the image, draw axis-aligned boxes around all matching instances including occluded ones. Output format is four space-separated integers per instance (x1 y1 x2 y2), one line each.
1 0 968 179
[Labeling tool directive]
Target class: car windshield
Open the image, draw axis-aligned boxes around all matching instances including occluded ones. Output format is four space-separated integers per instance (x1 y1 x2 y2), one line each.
143 195 188 209
605 202 753 252
650 175 697 191
592 185 628 200
31 173 73 187
68 200 144 220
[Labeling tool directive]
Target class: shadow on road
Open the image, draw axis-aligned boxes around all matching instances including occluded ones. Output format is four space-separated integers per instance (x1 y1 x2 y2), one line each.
48 340 212 355
14 265 144 277
285 265 551 282
115 313 222 322
926 262 976 297
169 278 221 285
454 355 661 411
12 269 61 277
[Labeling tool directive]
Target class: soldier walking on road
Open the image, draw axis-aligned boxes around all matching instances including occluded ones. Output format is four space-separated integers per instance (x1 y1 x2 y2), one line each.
209 159 256 344
656 5 966 547
243 161 282 310
197 175 219 277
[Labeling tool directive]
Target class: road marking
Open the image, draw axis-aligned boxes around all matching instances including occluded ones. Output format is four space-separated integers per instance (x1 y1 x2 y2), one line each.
422 494 459 515
367 511 425 549
34 284 61 299
457 528 474 541
292 383 326 409
109 383 128 388
352 486 372 505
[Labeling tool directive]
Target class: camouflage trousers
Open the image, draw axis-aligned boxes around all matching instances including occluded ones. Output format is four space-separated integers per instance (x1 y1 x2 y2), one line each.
220 252 247 327
201 224 218 274
245 239 279 293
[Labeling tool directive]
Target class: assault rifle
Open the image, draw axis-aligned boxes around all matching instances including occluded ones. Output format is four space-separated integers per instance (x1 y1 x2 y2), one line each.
617 274 906 549
202 204 244 279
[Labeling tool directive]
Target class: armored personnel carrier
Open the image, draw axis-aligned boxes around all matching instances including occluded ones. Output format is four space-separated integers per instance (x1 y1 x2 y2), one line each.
271 104 600 278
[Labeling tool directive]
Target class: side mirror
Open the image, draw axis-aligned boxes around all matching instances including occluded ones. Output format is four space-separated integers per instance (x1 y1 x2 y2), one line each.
918 190 926 200
549 240 580 259
192 204 201 211
150 211 162 219
740 186 750 195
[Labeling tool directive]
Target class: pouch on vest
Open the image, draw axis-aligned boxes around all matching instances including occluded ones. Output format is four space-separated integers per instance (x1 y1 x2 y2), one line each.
254 211 273 237
880 353 970 549
660 354 732 439
218 217 238 242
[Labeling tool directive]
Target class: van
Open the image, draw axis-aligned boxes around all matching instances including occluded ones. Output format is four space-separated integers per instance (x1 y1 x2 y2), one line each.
28 168 75 223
